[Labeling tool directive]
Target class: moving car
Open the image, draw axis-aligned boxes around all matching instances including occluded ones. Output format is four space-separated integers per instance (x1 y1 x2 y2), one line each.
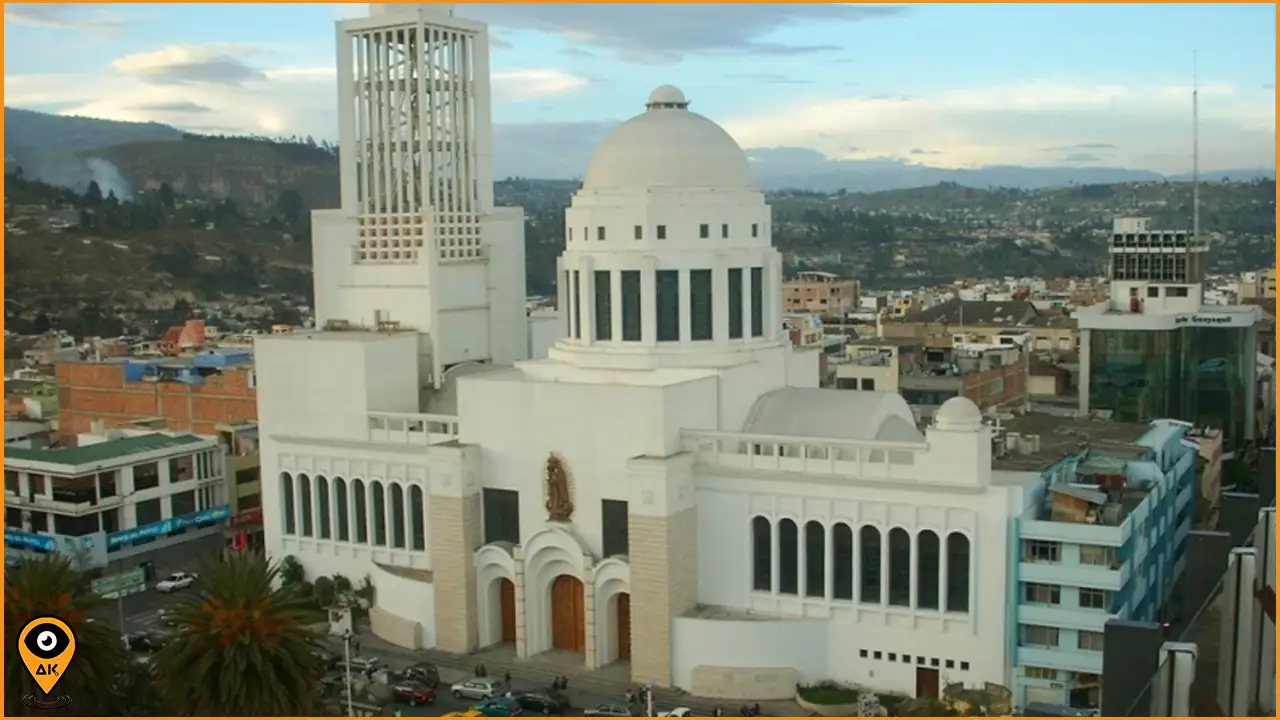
451 677 507 701
402 662 441 688
155 572 197 593
659 709 695 717
346 656 383 673
583 703 633 717
123 631 167 653
472 698 522 717
514 692 571 715
392 681 437 706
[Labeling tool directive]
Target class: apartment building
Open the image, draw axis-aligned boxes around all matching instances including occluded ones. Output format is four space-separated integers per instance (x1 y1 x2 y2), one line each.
3 432 230 573
995 414 1196 710
782 271 860 317
884 299 1078 354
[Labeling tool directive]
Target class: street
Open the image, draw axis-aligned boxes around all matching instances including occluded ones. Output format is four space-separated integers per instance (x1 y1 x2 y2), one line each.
92 585 197 635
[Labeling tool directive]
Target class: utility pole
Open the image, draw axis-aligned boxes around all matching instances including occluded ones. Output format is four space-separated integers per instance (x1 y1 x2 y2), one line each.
343 629 355 717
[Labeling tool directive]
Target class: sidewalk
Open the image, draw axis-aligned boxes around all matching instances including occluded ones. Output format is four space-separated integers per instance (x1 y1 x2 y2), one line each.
331 623 805 716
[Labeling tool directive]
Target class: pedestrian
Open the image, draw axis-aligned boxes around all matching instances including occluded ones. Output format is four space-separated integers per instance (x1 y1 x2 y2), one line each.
739 706 749 717
504 671 512 688
561 676 569 691
479 663 488 677
752 703 761 716
474 664 482 677
625 690 634 705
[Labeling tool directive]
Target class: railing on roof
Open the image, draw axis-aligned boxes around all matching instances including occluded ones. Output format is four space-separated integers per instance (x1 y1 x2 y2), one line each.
683 430 927 482
367 412 458 445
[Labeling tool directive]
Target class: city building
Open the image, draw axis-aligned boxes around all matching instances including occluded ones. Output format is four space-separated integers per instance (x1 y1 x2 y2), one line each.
3 432 230 573
55 350 258 440
782 271 859 318
991 413 1196 710
1076 218 1262 452
883 299 1078 354
217 422 264 551
255 4 1025 700
1236 267 1276 301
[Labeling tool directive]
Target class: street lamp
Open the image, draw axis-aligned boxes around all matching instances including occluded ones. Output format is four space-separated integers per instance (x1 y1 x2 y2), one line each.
342 629 355 718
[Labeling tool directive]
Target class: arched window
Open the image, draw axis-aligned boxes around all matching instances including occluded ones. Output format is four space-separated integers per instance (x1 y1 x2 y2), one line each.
316 475 332 539
409 485 426 551
371 482 387 545
353 479 368 543
751 516 772 592
390 483 407 549
917 530 940 610
859 526 881 603
946 532 971 613
334 477 350 542
298 474 314 537
832 523 854 600
888 528 911 606
804 520 825 597
778 519 799 595
280 472 296 535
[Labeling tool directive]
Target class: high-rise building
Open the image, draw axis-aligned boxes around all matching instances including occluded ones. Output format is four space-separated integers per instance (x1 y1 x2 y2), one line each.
1076 217 1261 452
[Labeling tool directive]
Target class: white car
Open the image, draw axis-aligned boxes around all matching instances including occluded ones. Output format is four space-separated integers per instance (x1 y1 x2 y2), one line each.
155 572 197 593
659 709 694 717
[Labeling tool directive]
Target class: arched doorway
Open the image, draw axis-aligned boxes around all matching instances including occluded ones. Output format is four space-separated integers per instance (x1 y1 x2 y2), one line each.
549 574 586 653
499 578 516 643
614 592 631 661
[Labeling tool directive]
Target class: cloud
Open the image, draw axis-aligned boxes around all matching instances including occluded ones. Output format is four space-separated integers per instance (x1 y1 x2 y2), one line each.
1061 153 1103 163
3 4 133 33
909 148 942 156
113 45 267 86
456 3 907 62
723 73 814 86
126 101 214 114
491 69 592 103
491 35 514 50
559 48 596 59
1042 142 1118 152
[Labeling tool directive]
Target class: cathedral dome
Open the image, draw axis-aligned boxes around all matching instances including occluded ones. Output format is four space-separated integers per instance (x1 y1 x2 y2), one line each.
581 86 753 192
935 396 983 432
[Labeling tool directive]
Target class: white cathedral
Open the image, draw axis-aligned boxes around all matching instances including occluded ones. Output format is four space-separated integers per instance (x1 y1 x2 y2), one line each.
256 3 1022 700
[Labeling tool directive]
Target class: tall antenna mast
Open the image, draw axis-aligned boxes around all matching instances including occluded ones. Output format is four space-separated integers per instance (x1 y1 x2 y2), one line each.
1192 51 1200 241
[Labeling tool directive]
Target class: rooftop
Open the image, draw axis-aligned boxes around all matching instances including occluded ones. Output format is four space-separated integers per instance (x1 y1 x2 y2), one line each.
899 299 1074 327
991 412 1153 472
5 433 207 468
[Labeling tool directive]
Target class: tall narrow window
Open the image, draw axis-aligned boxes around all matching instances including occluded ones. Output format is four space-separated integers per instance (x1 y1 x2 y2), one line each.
728 268 744 339
656 225 667 240
750 266 764 337
572 270 582 339
562 270 571 336
888 528 911 606
721 223 729 238
597 226 606 241
353 479 368 543
634 225 643 240
778 519 799 595
316 475 331 539
946 532 971 613
390 483 406 548
917 530 940 610
833 522 853 600
689 269 713 341
751 223 759 238
594 270 612 341
752 516 772 592
334 477 350 541
655 270 680 342
371 481 387 546
409 485 426 550
298 474 313 537
280 472 296 535
859 526 881 603
620 270 642 341
699 223 710 239
804 520 825 598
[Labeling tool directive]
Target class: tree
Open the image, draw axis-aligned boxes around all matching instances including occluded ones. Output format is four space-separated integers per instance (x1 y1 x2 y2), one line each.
4 555 129 716
157 182 175 210
83 180 103 206
150 552 325 716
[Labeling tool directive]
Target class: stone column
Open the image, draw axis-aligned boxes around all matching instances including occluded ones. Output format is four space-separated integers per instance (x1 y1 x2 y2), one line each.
514 547 529 659
584 566 598 670
430 444 483 654
626 453 698 688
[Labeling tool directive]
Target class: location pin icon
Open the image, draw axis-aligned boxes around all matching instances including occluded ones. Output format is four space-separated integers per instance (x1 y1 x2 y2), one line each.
18 617 77 695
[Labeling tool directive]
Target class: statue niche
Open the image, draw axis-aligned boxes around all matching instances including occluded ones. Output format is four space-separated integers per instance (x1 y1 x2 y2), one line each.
544 453 575 523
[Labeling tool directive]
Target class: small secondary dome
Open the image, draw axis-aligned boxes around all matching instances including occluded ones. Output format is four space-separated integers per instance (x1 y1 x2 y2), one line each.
582 85 753 192
934 396 983 432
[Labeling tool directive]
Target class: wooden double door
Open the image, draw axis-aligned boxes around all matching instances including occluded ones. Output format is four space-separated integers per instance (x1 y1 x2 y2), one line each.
550 575 586 653
499 579 517 643
615 593 631 661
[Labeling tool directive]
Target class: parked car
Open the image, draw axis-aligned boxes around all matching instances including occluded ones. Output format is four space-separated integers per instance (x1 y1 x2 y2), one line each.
346 656 383 673
123 631 167 653
155 572 197 593
514 692 571 715
402 662 440 688
658 709 695 718
452 677 507 701
472 698 522 717
392 681 437 706
583 703 633 717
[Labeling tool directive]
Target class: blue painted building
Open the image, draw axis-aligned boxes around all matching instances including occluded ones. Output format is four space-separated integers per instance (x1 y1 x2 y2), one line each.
1009 419 1196 710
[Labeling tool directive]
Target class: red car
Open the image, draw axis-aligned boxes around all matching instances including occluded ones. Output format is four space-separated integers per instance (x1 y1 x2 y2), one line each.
393 682 437 706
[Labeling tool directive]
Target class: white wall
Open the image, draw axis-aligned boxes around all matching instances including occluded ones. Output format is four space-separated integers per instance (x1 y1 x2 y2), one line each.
671 616 829 688
371 562 437 648
528 312 562 360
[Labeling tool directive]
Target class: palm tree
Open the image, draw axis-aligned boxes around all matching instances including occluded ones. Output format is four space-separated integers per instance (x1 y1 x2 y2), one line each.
4 554 128 716
151 551 326 715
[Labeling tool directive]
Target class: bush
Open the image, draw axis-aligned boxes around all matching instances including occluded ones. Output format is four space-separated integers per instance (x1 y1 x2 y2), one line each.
797 682 860 705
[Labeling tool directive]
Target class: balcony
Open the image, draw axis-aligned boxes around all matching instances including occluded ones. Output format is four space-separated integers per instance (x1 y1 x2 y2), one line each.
683 430 928 482
367 412 459 446
1020 561 1127 591
1016 646 1104 675
1018 603 1116 632
1020 519 1124 546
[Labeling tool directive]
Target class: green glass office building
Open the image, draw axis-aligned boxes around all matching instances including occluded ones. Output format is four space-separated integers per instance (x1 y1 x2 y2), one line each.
1086 325 1257 451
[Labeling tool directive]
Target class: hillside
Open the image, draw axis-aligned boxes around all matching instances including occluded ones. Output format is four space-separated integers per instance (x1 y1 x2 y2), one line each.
4 107 183 187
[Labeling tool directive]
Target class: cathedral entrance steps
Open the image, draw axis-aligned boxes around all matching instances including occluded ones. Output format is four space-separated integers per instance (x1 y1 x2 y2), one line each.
339 625 805 716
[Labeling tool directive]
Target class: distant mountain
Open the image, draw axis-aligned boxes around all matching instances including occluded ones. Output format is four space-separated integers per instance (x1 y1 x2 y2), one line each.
5 107 1275 198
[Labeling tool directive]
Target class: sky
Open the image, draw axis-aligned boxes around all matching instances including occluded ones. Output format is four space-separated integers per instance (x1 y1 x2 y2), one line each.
4 2 1276 176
